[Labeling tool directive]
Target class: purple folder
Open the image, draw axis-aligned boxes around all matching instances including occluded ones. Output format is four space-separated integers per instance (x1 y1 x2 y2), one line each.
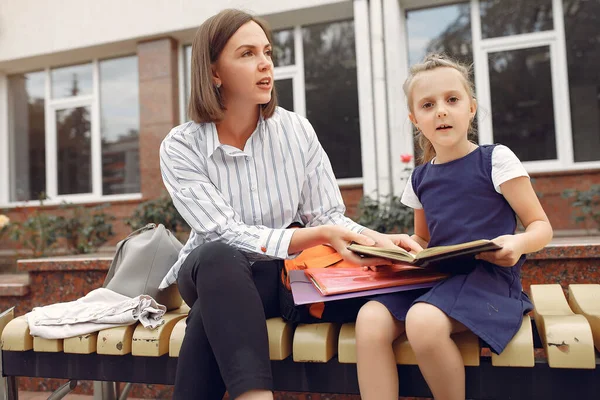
289 270 437 305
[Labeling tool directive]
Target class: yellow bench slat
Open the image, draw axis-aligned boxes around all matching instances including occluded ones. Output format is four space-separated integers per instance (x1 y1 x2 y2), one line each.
338 323 356 363
292 322 340 362
64 332 98 354
530 284 595 369
393 331 480 366
132 311 187 357
1 316 32 351
169 318 186 357
33 337 63 352
492 316 534 367
97 325 135 355
568 284 600 352
266 317 294 361
337 323 479 366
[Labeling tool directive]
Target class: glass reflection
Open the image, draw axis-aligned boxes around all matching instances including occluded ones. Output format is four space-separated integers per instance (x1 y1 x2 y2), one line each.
480 0 553 39
273 29 295 67
406 3 472 67
8 71 47 201
51 63 93 99
56 106 92 194
303 20 361 179
100 56 140 195
488 46 556 161
275 79 294 111
563 0 600 162
184 45 192 115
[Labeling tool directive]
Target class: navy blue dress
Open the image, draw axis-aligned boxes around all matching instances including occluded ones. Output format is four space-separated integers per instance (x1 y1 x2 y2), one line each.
373 145 533 354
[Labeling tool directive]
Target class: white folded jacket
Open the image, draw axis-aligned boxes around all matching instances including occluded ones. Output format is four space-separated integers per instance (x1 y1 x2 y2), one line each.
27 287 166 339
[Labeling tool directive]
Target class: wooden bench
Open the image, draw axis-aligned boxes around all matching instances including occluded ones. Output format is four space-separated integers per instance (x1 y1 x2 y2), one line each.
1 284 600 400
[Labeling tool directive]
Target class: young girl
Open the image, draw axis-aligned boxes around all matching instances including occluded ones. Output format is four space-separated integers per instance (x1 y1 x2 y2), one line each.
355 54 553 400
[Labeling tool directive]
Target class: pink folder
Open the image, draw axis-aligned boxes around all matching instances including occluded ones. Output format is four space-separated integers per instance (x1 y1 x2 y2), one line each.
289 269 438 305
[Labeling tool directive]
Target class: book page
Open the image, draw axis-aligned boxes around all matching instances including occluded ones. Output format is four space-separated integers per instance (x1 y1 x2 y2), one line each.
347 244 416 262
415 239 499 259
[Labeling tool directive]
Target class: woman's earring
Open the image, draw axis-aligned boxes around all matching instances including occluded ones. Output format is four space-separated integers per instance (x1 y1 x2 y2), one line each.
216 82 221 89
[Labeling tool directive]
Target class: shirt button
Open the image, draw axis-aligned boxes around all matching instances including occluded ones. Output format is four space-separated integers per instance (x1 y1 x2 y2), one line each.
251 185 256 191
261 246 267 252
245 156 251 161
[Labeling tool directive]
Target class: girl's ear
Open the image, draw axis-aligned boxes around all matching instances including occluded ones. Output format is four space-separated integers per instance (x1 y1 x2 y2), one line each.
470 98 478 120
409 113 418 129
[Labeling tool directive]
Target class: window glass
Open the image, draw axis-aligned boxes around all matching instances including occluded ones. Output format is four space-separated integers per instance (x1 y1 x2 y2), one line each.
8 71 46 201
51 63 93 98
480 0 553 39
275 79 294 112
406 3 472 67
303 20 361 179
563 0 600 162
488 46 557 161
56 106 92 194
184 45 192 116
100 56 140 194
273 29 295 67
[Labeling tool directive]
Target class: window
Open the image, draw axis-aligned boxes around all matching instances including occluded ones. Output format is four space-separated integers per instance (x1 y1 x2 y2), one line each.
8 71 46 202
6 56 140 203
563 0 600 162
402 0 599 170
99 56 140 195
406 3 473 66
181 19 362 180
303 20 361 179
479 0 553 39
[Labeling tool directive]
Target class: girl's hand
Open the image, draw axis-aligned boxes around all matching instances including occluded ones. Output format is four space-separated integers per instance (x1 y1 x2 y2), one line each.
384 233 424 253
322 226 393 268
476 235 524 267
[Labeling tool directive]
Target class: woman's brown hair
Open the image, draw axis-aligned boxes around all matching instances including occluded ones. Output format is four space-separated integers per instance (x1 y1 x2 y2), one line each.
188 9 278 123
403 54 476 164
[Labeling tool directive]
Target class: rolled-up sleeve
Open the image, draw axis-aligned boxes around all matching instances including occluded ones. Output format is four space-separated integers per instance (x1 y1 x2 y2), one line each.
297 118 365 234
160 138 294 260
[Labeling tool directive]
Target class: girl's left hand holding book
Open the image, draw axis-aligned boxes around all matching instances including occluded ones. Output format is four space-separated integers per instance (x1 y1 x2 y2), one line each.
475 234 523 267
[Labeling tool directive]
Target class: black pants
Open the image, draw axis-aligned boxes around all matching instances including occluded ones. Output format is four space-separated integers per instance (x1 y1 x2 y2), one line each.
174 242 280 400
173 241 365 399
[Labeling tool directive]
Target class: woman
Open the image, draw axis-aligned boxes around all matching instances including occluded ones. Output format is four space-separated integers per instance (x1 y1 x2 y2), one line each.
158 8 421 400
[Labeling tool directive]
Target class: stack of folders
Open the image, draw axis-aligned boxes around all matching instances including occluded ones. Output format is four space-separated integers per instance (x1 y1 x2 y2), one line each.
289 239 501 305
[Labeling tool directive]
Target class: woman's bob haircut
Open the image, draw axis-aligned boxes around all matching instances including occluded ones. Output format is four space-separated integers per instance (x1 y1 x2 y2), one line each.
187 8 278 123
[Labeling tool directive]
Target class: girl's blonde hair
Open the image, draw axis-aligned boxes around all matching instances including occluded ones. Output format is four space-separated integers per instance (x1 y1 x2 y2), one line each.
403 54 476 164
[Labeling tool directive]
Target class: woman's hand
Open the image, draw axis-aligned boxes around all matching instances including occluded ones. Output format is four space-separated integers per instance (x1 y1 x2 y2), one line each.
321 226 394 268
360 231 424 271
476 234 524 267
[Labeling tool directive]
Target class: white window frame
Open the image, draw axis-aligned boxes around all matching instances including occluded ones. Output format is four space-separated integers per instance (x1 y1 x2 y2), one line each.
179 21 365 187
398 0 600 173
1 59 142 208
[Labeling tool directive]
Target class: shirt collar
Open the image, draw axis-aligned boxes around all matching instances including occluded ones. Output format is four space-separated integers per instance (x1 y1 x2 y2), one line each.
206 112 266 159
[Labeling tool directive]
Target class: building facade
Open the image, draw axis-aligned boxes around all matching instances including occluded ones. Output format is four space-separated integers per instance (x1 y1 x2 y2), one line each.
0 0 598 248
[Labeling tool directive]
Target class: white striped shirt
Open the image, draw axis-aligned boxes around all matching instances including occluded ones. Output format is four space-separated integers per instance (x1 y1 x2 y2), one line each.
159 107 364 289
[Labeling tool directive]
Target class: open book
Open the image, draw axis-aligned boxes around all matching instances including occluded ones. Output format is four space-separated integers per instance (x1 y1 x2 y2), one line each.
303 266 448 296
347 239 502 267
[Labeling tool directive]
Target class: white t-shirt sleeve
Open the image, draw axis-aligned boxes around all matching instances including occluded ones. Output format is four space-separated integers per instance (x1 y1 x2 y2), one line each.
400 171 423 209
491 145 529 194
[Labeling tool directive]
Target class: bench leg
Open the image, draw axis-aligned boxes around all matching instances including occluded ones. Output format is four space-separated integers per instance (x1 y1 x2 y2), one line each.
93 382 116 400
3 376 17 400
47 380 77 400
118 383 132 400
